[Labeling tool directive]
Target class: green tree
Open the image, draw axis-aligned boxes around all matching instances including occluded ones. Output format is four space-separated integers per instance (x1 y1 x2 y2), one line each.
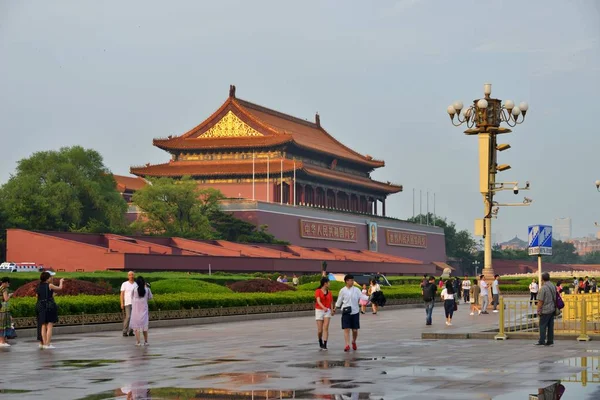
545 240 579 264
131 177 286 243
581 251 600 264
131 177 215 238
0 146 127 234
407 213 477 273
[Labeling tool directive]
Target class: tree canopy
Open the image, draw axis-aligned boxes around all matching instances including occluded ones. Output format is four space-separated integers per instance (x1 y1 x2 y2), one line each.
0 146 128 233
132 177 285 243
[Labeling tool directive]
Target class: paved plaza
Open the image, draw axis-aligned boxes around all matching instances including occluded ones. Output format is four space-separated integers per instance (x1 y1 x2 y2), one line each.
1 306 599 399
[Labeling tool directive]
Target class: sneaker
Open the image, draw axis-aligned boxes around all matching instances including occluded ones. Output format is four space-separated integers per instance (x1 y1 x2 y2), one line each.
445 321 449 326
128 331 135 337
545 343 554 347
534 342 545 346
425 323 432 326
344 345 350 352
493 310 499 313
447 322 452 326
482 311 489 314
352 342 357 351
44 345 56 349
39 343 44 349
0 342 10 347
123 332 128 337
135 342 142 347
469 312 475 316
322 346 328 351
144 342 149 346
478 310 482 315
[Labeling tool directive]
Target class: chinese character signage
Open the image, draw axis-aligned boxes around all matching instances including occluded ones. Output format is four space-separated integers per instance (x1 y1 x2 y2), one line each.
385 229 427 248
299 220 357 242
368 221 378 252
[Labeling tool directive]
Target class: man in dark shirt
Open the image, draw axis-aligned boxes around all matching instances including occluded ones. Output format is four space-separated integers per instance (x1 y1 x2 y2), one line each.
423 276 437 326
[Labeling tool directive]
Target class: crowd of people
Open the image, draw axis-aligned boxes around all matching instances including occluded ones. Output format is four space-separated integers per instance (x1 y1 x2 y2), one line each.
421 272 567 347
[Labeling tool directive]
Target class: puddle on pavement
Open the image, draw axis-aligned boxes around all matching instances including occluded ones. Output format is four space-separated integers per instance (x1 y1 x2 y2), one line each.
77 387 319 399
290 357 376 370
494 355 600 399
52 359 124 369
0 389 34 394
174 358 250 368
196 372 295 384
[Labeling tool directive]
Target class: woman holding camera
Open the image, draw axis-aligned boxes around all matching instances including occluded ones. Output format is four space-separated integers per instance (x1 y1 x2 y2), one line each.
36 272 64 349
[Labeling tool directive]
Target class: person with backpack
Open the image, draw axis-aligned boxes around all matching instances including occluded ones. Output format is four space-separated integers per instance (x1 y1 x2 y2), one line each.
536 272 559 347
423 276 437 326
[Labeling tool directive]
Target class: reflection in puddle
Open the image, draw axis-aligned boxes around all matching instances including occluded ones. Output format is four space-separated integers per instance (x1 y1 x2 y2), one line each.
196 372 294 384
52 359 124 369
78 387 320 399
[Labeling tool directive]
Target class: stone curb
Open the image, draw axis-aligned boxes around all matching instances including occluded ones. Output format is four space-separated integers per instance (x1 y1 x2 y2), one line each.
16 303 425 338
421 332 598 341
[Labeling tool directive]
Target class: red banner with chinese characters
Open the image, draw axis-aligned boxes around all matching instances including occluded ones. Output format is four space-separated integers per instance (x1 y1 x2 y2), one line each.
385 229 427 248
299 220 357 242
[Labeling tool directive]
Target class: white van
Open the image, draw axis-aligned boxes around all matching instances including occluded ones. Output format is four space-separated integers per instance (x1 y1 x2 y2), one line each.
0 262 42 273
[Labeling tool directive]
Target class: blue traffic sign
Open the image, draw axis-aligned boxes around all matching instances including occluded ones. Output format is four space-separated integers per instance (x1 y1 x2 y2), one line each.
528 225 552 256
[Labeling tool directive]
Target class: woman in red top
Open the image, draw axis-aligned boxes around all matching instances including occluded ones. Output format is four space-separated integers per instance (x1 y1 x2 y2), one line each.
315 277 333 351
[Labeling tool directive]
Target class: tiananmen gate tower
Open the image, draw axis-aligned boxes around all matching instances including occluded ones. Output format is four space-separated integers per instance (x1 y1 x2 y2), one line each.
130 85 401 216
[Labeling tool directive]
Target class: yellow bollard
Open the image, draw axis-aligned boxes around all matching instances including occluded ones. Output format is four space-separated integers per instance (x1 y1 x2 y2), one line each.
582 356 588 387
495 297 507 340
577 298 590 342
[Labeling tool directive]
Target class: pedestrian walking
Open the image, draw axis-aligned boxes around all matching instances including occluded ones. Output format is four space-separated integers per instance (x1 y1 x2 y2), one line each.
535 272 556 347
441 281 456 326
470 279 481 315
479 275 489 314
314 277 333 351
334 274 367 352
492 274 501 313
591 278 597 293
0 277 15 347
461 275 471 303
359 284 368 314
369 279 383 315
453 277 461 302
422 276 437 326
36 272 64 349
130 276 153 346
529 278 539 302
120 271 136 337
584 276 591 293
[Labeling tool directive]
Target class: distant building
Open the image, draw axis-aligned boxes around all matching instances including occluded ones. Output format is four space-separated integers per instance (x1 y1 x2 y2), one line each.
499 236 528 251
569 237 600 256
554 217 572 241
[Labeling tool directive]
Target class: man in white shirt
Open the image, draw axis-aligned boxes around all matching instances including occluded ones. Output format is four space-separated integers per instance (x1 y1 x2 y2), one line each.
334 274 368 352
479 275 489 314
492 274 501 312
120 271 136 337
462 275 471 303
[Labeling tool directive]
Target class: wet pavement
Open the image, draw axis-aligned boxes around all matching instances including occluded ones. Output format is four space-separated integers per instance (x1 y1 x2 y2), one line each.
1 306 599 399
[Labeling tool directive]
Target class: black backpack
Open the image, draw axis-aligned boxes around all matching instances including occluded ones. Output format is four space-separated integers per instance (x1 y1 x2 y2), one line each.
423 283 434 302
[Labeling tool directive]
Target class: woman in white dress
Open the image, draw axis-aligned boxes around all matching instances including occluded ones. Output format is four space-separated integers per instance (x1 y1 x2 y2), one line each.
129 276 153 346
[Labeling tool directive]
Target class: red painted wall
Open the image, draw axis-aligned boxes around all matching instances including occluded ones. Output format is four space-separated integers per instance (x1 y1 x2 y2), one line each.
232 210 447 263
6 230 124 272
196 182 275 202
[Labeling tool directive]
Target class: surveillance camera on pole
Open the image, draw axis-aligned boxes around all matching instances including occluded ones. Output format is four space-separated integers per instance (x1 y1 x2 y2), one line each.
513 183 519 195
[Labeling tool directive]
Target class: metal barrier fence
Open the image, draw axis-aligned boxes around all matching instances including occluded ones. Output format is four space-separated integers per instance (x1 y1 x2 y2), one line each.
495 293 600 341
558 356 600 385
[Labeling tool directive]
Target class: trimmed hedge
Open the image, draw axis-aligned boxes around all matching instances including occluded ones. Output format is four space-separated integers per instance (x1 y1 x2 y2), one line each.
150 279 232 295
8 292 317 318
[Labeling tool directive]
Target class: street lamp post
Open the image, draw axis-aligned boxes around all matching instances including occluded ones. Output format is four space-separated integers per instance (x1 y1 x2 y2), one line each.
447 83 529 279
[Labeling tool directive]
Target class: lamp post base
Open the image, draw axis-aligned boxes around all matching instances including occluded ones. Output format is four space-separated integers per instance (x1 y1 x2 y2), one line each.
481 267 495 279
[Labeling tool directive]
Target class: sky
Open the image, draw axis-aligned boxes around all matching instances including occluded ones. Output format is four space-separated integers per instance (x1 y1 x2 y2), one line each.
1 1 599 242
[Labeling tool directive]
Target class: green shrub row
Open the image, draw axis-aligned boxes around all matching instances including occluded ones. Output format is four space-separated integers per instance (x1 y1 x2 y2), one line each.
149 279 232 295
